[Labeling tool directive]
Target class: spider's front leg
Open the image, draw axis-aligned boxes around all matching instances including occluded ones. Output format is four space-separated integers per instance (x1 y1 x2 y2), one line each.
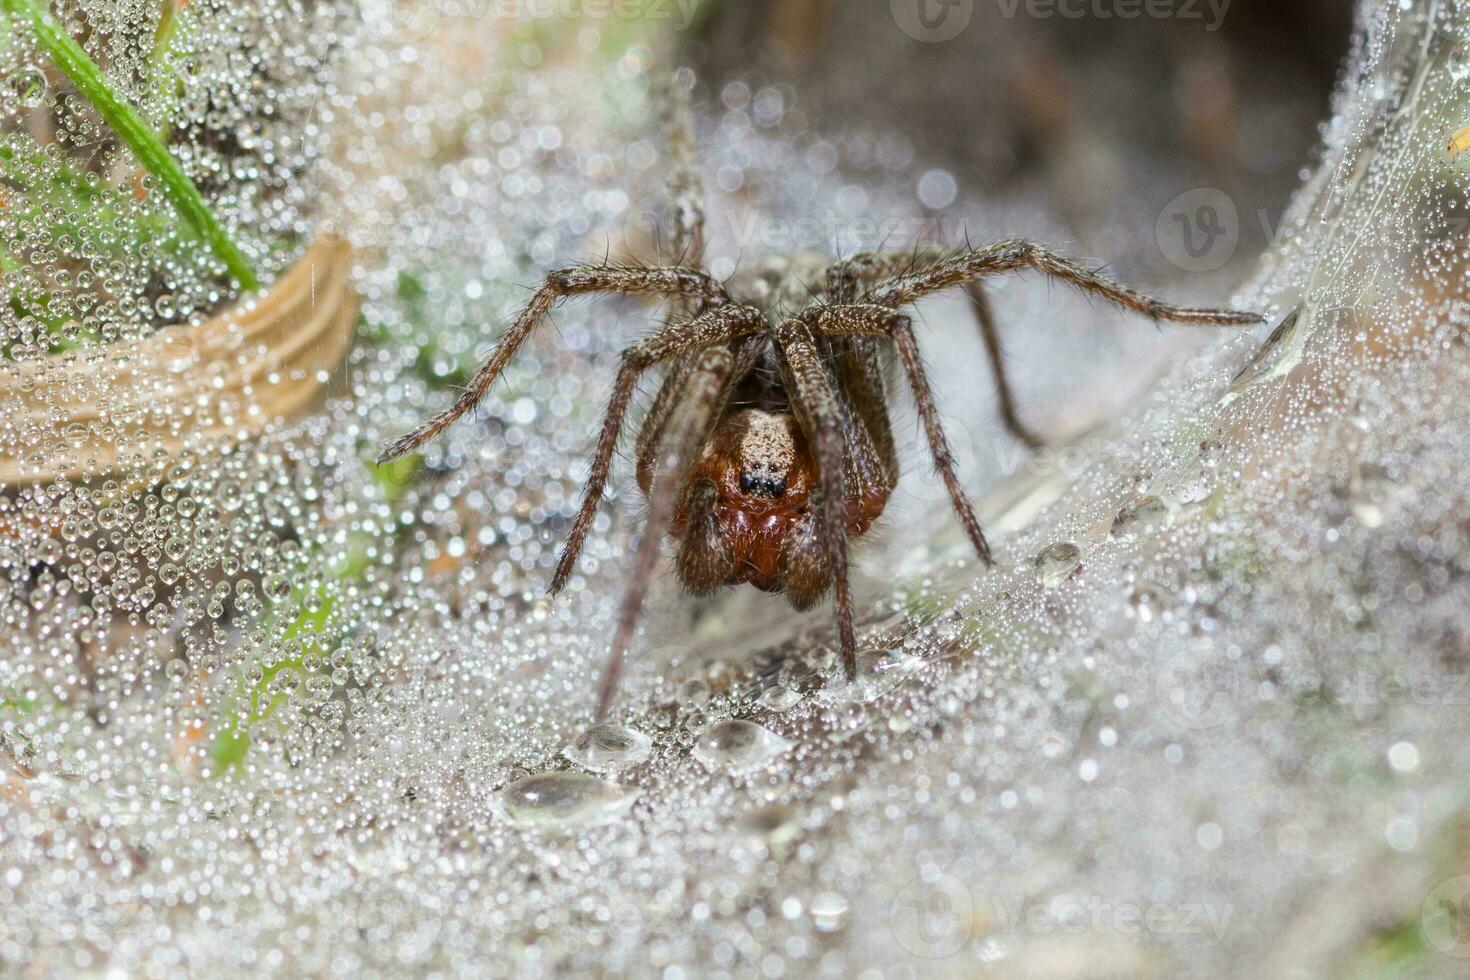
825 249 1044 447
849 240 1263 450
814 306 994 568
377 263 729 463
865 239 1265 326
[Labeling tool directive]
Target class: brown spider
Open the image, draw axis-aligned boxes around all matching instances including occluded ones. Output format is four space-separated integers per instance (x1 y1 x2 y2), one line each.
379 71 1265 719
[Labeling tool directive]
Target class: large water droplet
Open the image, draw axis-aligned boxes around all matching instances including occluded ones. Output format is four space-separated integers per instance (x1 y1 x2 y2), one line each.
495 772 639 831
1034 542 1082 587
563 722 652 774
809 892 850 932
8 67 47 111
1225 306 1308 399
692 720 792 775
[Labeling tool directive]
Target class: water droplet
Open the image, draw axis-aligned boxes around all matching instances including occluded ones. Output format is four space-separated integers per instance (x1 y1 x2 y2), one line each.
1345 462 1399 529
1225 306 1308 398
815 647 925 705
692 720 792 775
1127 587 1162 623
1110 496 1170 541
1388 741 1420 772
1449 46 1470 83
809 892 849 932
8 67 47 110
738 803 802 846
162 334 196 372
755 686 803 711
678 677 711 705
495 772 639 831
563 722 652 774
1033 542 1081 587
61 421 89 448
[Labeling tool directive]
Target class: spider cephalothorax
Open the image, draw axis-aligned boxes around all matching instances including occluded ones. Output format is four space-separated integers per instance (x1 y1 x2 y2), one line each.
379 72 1265 718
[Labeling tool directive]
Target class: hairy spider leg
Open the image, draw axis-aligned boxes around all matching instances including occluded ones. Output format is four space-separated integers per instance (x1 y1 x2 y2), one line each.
596 347 734 720
550 304 767 594
378 264 730 464
814 305 993 567
865 239 1265 326
963 281 1046 450
654 63 706 265
774 320 859 681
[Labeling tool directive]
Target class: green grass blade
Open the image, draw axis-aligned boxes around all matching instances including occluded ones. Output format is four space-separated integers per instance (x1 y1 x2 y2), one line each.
0 0 260 291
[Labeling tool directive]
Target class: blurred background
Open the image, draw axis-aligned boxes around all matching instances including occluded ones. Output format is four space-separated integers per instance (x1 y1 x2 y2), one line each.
685 0 1351 279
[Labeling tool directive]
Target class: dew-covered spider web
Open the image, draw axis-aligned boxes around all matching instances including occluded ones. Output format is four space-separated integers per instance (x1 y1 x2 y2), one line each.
3 0 1470 976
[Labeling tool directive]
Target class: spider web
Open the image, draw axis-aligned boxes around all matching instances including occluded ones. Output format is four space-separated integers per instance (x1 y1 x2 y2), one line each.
2 1 1469 975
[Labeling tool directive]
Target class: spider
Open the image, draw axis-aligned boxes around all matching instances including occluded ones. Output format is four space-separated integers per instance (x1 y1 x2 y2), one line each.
379 70 1265 719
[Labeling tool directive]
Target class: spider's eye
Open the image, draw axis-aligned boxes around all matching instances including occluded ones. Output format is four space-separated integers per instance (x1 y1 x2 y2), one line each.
739 471 787 498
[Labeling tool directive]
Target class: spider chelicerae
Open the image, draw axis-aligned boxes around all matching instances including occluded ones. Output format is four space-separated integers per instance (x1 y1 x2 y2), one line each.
379 70 1264 719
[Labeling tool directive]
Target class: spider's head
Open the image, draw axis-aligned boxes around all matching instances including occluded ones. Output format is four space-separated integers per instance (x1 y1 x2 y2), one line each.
673 409 831 606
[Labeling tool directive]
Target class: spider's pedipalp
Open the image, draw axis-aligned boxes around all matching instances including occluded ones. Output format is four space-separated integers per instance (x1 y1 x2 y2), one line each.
775 319 858 681
778 510 832 610
674 476 733 594
376 263 730 464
